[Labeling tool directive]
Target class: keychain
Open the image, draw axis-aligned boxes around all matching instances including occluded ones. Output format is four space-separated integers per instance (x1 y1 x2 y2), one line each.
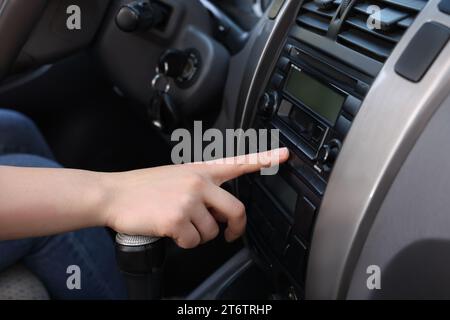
149 70 180 131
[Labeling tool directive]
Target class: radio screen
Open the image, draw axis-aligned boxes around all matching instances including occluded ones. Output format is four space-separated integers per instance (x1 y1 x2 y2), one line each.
285 67 345 124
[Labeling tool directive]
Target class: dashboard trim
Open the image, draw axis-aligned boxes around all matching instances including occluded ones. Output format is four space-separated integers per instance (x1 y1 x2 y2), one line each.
289 26 383 78
238 0 303 131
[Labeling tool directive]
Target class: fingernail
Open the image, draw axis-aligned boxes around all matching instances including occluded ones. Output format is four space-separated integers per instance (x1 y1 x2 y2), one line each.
282 147 290 158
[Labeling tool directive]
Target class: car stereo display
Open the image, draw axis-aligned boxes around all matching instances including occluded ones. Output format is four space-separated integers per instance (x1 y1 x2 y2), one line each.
284 66 345 125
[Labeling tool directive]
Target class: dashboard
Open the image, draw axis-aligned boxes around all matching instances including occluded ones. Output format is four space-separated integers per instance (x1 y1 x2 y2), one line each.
234 0 450 299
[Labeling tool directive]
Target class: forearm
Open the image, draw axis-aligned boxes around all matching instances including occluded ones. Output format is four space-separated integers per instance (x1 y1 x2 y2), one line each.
0 166 107 240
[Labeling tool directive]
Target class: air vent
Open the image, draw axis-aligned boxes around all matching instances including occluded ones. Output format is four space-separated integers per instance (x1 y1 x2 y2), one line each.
297 0 341 35
337 0 429 62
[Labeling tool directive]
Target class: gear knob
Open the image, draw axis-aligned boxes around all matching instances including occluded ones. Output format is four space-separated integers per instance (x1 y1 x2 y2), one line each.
115 234 165 300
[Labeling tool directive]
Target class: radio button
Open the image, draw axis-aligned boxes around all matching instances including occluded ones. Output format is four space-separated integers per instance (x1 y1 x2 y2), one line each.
277 99 293 117
277 57 290 73
284 43 293 54
271 73 284 89
356 81 370 96
343 95 362 118
289 46 302 60
335 115 352 139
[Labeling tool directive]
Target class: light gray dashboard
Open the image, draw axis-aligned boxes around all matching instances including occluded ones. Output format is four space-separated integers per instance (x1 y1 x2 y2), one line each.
307 0 450 299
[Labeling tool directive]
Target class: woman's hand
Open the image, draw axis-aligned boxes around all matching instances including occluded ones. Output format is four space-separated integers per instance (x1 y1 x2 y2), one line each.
101 148 289 249
0 148 289 244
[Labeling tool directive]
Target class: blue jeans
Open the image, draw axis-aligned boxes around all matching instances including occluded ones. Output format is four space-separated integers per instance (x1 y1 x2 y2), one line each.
0 109 127 299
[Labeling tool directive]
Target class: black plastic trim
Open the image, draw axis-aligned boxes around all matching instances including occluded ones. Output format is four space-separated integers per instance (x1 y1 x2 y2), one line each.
439 0 450 15
290 26 383 78
187 249 254 300
268 0 287 19
395 22 450 83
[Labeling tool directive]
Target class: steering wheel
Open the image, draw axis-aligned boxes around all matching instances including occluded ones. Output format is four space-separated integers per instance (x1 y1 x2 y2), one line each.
0 0 229 130
0 0 47 79
0 0 109 78
98 0 229 129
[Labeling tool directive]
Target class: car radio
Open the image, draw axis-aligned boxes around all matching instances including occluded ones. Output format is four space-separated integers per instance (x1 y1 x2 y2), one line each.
241 39 373 296
257 44 367 179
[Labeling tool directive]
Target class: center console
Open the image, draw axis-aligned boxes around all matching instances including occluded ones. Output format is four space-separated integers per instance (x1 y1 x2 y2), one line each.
240 36 372 297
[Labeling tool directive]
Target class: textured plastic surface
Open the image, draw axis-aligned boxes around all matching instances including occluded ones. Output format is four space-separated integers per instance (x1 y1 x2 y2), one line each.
116 233 160 246
395 22 450 82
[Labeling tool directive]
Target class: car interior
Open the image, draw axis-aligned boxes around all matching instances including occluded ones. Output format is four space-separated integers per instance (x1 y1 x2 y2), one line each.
0 0 449 300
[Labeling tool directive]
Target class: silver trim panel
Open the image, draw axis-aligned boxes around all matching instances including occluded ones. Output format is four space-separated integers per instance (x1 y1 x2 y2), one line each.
307 0 450 299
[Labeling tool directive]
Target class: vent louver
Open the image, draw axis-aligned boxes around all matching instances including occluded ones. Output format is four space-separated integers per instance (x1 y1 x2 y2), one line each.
296 0 429 63
297 0 341 35
337 0 429 62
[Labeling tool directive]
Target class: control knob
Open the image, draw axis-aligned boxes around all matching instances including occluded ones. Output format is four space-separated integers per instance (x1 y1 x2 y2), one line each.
317 139 342 171
258 91 278 118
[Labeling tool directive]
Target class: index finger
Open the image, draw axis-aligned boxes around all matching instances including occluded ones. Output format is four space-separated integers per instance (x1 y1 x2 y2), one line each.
198 147 290 185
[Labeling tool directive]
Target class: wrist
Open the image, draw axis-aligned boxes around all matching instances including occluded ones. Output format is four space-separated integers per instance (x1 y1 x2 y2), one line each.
88 171 117 229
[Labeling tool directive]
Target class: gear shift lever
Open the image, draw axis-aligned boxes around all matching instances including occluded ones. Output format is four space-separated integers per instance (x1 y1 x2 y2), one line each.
115 234 165 300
